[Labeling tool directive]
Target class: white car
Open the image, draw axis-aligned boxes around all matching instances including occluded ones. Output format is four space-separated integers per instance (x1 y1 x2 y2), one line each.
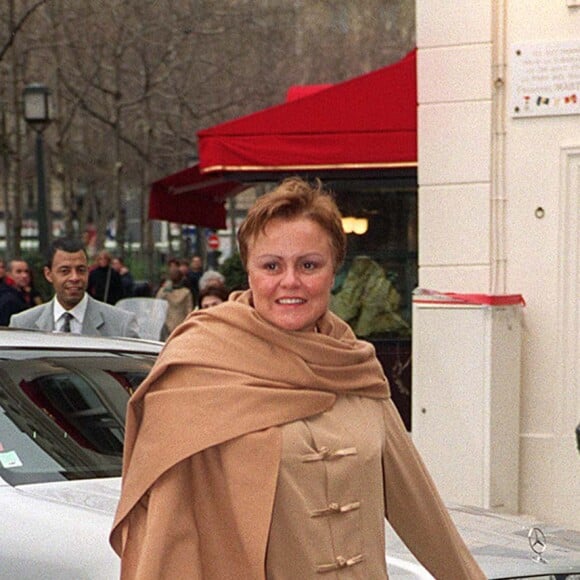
0 329 160 579
1 328 578 579
386 505 580 579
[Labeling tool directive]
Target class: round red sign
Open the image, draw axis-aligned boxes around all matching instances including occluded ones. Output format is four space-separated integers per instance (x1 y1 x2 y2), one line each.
207 233 220 250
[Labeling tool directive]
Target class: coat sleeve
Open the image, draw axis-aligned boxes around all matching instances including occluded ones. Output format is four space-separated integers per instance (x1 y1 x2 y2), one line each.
382 399 486 579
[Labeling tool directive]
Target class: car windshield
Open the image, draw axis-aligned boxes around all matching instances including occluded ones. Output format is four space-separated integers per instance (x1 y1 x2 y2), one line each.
0 348 156 486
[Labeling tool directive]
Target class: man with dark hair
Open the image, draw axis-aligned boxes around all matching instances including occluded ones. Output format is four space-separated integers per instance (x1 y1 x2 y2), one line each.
186 254 204 302
10 238 139 337
0 259 32 326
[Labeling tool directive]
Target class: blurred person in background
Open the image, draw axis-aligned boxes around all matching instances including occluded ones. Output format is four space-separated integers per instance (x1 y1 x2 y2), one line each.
178 259 190 280
186 254 204 300
25 270 44 307
198 285 229 309
198 269 227 294
111 256 135 299
0 259 37 325
0 258 6 286
88 250 124 304
156 257 194 338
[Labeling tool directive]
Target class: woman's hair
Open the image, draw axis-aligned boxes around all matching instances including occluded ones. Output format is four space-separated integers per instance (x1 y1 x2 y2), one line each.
237 177 346 272
198 270 226 293
198 285 229 308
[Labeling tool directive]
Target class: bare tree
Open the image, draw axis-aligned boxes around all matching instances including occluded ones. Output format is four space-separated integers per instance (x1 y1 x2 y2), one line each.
0 0 47 63
0 0 415 271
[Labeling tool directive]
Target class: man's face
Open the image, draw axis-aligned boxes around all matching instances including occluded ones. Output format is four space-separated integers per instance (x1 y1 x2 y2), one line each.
97 252 110 268
9 261 30 290
44 250 89 309
191 256 202 272
168 262 182 283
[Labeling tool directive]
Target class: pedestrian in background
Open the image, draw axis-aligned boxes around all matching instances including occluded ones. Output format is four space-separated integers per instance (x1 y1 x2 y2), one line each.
198 269 226 294
178 259 190 280
186 254 204 300
0 258 6 286
198 285 229 309
24 269 44 307
155 257 194 338
8 259 42 306
88 250 124 304
111 256 135 299
0 259 35 325
111 177 484 579
10 238 139 338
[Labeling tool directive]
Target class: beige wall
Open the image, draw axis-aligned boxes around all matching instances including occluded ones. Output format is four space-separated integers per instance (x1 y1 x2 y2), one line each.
415 0 579 528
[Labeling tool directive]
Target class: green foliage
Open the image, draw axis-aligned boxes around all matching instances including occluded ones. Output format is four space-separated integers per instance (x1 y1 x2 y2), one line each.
219 253 248 292
123 252 163 285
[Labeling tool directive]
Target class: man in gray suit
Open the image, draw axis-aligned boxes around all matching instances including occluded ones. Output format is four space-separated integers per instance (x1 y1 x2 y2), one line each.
10 237 139 338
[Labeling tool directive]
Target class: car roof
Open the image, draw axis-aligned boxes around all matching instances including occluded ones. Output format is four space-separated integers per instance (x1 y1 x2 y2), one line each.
0 327 163 354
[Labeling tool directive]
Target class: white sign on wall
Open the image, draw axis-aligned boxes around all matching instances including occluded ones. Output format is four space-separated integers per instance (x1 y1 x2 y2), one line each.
510 40 580 118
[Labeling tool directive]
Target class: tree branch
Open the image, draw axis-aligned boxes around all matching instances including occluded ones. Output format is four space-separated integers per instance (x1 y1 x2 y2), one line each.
0 0 48 62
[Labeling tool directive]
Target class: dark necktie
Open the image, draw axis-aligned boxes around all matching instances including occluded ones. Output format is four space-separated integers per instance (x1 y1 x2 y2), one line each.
61 312 73 333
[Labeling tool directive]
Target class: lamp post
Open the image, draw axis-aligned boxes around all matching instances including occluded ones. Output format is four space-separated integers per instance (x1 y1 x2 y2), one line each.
23 84 52 256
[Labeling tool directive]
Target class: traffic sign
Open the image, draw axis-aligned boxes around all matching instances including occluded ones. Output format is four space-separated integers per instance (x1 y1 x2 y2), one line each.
207 233 220 250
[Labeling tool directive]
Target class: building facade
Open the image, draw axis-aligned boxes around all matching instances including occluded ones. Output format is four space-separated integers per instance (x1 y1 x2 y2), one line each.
415 0 579 527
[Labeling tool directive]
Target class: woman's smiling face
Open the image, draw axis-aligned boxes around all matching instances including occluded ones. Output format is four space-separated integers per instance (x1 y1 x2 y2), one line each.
247 217 336 332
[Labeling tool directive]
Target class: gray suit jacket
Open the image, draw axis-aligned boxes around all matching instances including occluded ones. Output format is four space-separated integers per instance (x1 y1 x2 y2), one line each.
9 295 140 338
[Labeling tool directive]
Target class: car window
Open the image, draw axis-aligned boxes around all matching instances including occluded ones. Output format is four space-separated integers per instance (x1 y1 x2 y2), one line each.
0 349 155 486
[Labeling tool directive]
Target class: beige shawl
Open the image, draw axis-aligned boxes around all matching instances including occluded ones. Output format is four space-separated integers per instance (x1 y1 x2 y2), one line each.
110 290 484 579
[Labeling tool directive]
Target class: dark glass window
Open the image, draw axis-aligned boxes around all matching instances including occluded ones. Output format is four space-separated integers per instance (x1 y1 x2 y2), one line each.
0 351 156 486
328 174 417 430
331 181 417 339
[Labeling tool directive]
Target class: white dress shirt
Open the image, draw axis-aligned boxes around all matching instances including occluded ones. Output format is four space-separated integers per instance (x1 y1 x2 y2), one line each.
53 294 89 334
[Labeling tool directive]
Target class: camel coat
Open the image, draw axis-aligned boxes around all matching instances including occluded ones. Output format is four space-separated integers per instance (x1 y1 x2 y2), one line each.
110 290 484 579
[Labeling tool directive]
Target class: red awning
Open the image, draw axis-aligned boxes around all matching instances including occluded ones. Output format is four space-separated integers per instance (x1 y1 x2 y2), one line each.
198 49 416 174
149 49 416 225
148 164 248 228
285 84 332 101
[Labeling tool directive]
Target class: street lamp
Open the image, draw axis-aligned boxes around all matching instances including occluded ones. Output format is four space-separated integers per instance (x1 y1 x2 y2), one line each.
23 83 52 256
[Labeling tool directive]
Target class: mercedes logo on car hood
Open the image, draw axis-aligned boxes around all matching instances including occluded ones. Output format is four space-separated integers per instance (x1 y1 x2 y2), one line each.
528 526 548 563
